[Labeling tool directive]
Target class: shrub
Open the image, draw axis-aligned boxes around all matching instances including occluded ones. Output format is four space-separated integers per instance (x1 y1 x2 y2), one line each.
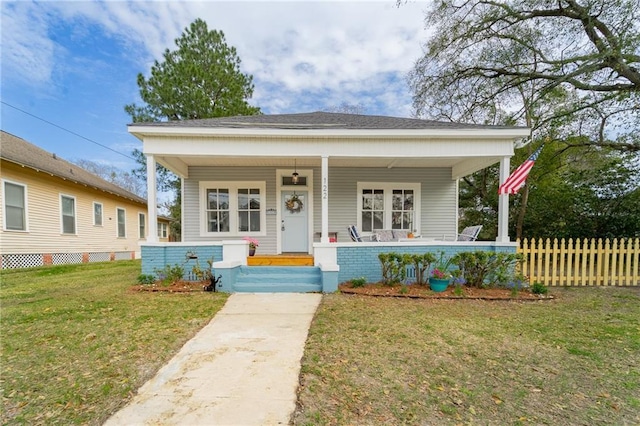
350 277 367 288
192 257 215 281
137 274 155 285
531 281 549 295
406 252 437 285
378 252 407 286
154 264 185 286
452 251 522 288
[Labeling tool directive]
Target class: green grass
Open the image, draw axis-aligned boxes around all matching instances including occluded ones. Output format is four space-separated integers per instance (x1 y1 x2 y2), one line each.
293 287 640 425
1 260 228 425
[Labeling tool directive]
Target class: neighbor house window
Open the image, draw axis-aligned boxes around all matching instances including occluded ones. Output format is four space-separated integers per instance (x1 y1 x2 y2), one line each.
138 213 146 238
60 195 76 234
157 222 168 238
93 202 103 226
117 208 126 237
200 181 266 236
357 183 420 233
3 180 27 231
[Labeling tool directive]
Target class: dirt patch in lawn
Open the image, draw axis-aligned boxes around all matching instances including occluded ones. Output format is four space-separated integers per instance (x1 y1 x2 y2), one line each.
131 281 209 293
339 282 553 300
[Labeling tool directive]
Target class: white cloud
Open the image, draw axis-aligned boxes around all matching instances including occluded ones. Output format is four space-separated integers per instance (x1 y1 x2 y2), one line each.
2 0 429 116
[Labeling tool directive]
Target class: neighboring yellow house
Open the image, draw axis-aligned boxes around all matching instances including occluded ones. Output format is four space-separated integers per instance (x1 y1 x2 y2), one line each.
0 131 170 269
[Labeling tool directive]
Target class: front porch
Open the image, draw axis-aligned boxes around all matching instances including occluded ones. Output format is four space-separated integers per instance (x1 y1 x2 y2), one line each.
141 239 517 293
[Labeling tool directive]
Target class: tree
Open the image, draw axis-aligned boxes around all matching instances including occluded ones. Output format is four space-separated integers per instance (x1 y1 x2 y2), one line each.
73 159 145 197
407 0 640 152
125 18 260 122
405 0 640 239
125 18 261 239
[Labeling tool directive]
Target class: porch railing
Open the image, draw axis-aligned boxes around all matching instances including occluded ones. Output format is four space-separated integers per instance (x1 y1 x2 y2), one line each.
517 238 640 286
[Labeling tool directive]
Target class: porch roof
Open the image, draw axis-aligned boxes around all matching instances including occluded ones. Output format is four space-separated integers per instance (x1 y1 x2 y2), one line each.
128 112 530 179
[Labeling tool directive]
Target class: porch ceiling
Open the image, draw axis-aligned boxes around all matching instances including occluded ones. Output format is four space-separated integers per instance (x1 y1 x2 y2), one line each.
156 154 500 180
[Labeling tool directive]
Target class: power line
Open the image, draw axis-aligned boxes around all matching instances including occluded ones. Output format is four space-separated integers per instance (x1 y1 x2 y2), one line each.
1 100 136 161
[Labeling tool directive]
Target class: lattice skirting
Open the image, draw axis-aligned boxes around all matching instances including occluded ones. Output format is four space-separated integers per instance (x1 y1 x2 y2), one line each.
1 251 135 269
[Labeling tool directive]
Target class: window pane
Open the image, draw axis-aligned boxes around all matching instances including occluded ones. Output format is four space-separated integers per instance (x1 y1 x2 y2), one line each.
5 183 24 208
62 197 74 215
373 211 384 230
139 213 145 238
249 211 260 231
238 211 248 232
94 203 102 226
362 211 372 232
62 196 75 234
219 211 229 232
208 211 219 232
238 191 249 209
373 190 384 210
4 183 25 230
207 190 218 209
6 207 24 230
219 189 229 209
392 211 402 229
117 208 126 237
249 194 260 210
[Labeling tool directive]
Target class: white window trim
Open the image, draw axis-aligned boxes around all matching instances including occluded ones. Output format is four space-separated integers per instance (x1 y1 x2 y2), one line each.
116 207 126 238
93 202 103 226
199 181 267 237
138 212 146 239
2 179 29 232
158 222 168 238
60 193 77 235
356 182 421 236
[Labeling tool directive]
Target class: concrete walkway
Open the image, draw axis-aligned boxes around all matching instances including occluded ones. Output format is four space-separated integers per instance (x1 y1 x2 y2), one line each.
104 293 322 426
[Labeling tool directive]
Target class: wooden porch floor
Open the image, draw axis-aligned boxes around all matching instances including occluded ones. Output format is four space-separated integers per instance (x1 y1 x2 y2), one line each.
247 254 314 266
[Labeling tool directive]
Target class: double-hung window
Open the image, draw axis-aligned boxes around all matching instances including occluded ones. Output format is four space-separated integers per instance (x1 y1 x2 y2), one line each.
60 194 76 234
3 180 27 231
93 202 103 226
138 213 146 239
200 182 265 236
357 182 420 233
158 222 168 238
117 208 126 237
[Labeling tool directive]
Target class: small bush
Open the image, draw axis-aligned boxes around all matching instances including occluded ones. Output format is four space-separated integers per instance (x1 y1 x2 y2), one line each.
154 264 185 286
137 274 155 285
350 277 367 288
453 251 522 288
378 252 407 286
531 281 548 295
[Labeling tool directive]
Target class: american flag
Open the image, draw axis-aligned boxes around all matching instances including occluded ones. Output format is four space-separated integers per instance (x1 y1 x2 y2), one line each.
498 146 543 195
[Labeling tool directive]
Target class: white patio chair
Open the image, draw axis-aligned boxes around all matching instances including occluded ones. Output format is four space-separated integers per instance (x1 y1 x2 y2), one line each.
347 225 363 242
457 225 483 241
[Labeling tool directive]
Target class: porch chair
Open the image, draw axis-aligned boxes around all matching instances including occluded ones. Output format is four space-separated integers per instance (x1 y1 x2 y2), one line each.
347 225 363 242
457 225 483 241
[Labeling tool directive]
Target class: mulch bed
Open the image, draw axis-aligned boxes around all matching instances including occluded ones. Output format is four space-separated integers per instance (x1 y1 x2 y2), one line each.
131 281 209 293
339 282 554 301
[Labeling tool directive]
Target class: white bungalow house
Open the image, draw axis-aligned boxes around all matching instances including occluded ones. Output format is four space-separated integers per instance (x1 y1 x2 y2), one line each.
129 112 530 292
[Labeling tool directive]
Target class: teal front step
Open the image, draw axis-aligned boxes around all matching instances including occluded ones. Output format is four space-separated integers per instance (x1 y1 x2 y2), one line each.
234 266 322 293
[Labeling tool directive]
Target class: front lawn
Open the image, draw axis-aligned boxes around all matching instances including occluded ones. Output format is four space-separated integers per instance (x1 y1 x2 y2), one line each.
1 260 228 425
293 287 640 425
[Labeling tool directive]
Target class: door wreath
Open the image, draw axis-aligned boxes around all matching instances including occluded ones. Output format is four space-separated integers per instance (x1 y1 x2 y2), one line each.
285 194 304 213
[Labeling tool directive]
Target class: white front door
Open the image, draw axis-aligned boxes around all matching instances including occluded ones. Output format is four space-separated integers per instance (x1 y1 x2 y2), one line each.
281 191 308 252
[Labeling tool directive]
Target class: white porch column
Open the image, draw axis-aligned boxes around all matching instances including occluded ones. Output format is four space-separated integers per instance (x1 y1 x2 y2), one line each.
146 154 158 243
321 155 329 243
496 156 510 242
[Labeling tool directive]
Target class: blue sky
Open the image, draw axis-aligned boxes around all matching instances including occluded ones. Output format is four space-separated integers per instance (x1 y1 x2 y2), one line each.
1 0 430 172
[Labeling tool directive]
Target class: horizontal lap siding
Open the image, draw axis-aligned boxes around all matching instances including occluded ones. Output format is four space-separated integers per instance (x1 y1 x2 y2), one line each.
327 167 457 242
1 164 147 255
184 166 457 247
185 167 279 253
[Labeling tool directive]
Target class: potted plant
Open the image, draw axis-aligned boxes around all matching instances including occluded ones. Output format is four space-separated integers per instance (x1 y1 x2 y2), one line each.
243 237 259 256
429 252 454 292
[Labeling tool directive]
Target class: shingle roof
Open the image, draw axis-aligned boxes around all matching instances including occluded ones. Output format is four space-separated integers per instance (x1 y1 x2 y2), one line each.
0 131 146 204
129 111 525 130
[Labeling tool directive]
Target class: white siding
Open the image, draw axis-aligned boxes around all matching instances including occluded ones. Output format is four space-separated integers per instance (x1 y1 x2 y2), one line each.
183 166 457 249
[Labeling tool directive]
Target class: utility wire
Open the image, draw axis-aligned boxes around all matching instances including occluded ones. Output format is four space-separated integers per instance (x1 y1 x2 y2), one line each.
1 100 136 161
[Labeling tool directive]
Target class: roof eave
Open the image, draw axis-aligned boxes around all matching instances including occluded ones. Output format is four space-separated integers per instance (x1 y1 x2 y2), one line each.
128 125 531 140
